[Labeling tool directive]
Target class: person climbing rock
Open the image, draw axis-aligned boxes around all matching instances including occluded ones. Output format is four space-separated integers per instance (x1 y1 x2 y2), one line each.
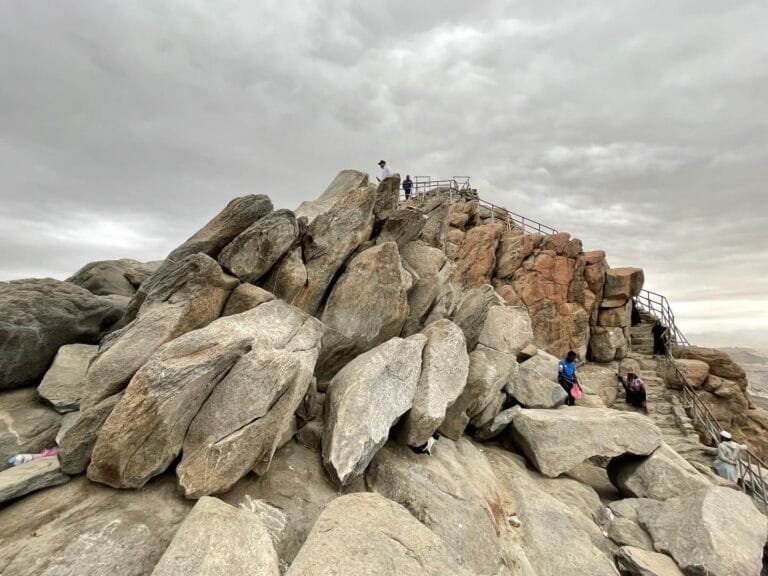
403 174 413 199
617 372 648 414
557 350 580 406
376 159 391 182
712 431 746 483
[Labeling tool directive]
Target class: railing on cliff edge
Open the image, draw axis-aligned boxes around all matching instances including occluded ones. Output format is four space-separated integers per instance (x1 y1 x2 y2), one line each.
401 176 768 511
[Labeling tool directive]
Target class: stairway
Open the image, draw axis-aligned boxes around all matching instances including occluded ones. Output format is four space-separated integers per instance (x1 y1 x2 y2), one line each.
629 311 657 355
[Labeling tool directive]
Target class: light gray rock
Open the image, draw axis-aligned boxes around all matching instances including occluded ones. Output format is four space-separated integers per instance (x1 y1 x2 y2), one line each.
55 412 80 446
452 284 504 351
38 344 97 413
57 393 122 475
615 546 684 576
124 195 272 323
470 390 506 429
367 439 508 575
0 475 192 576
608 518 654 550
0 279 122 389
218 209 302 283
285 492 468 576
476 305 534 357
222 283 275 316
589 326 626 362
79 253 238 410
294 169 369 223
475 407 516 440
67 259 160 298
0 458 69 505
376 208 425 247
323 335 427 486
150 496 280 576
88 300 321 491
638 487 767 576
607 442 710 500
315 242 412 389
578 364 620 407
259 247 307 303
399 320 469 447
0 388 61 472
418 197 450 250
508 351 568 408
400 240 454 336
374 173 401 223
291 184 376 314
510 407 662 477
178 304 322 497
609 498 652 523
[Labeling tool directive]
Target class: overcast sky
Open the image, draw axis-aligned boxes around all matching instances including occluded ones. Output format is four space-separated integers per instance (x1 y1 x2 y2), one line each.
1 1 766 347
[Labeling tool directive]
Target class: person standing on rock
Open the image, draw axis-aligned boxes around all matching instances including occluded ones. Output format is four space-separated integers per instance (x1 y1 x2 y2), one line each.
557 350 580 406
403 175 413 199
617 372 648 414
712 431 746 483
376 160 391 182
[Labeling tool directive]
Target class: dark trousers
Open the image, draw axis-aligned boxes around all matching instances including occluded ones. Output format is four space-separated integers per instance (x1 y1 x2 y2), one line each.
404 189 411 200
559 377 575 406
626 388 646 408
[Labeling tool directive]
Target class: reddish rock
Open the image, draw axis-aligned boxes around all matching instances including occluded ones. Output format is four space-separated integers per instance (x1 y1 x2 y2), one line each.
604 267 644 300
452 223 505 288
666 359 710 389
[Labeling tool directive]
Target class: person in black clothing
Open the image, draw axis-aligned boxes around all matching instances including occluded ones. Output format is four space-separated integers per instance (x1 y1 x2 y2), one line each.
651 322 668 356
618 372 648 414
403 175 413 200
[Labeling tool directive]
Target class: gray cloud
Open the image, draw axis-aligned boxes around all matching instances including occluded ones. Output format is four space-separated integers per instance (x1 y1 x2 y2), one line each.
1 0 766 345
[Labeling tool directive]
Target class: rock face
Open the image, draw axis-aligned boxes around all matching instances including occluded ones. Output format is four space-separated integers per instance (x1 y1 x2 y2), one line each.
291 184 376 314
673 345 748 386
0 389 62 472
616 546 684 576
509 351 568 408
38 344 97 413
58 393 123 475
79 254 238 410
452 222 505 288
510 407 662 477
608 443 709 500
150 496 280 576
0 279 122 389
88 300 322 492
377 208 425 247
0 458 69 505
315 242 411 388
399 320 469 447
323 336 426 486
285 493 467 576
638 487 767 576
221 283 275 315
0 476 192 576
666 358 709 389
218 209 302 283
294 169 369 223
452 284 504 351
367 440 507 576
67 259 160 298
399 240 453 336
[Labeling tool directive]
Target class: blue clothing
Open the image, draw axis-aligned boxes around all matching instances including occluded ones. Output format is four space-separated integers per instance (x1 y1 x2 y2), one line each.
558 359 577 382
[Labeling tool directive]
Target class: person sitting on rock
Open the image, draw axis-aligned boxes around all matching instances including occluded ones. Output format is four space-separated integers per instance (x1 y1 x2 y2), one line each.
617 372 648 414
557 350 580 406
403 174 413 199
712 431 746 483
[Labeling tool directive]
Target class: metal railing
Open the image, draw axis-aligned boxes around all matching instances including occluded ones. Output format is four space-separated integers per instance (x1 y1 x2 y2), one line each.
632 289 690 347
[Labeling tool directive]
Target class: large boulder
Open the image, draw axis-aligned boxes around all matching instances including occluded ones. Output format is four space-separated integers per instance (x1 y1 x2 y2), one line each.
666 358 709 389
510 407 662 477
218 209 303 283
259 247 307 303
367 439 508 576
607 442 710 500
399 240 453 336
476 305 534 356
0 458 69 505
314 242 411 388
38 344 97 413
399 320 469 447
589 326 627 362
578 364 620 407
0 476 191 576
88 300 321 491
79 254 238 410
374 173 401 223
508 351 568 408
615 547 684 576
291 184 376 314
638 487 767 576
0 279 123 389
603 267 644 300
417 197 450 250
322 335 426 486
452 284 504 351
452 222 505 288
0 389 61 472
376 208 425 247
294 169 369 223
284 493 468 576
67 259 160 298
673 345 748 387
178 306 322 497
58 393 123 475
150 496 280 576
221 283 275 315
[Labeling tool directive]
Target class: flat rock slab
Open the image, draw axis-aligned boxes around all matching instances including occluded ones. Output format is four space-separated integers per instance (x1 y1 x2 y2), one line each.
0 458 69 505
67 258 160 298
508 351 568 408
285 493 468 576
616 546 684 576
150 496 279 576
38 344 98 413
510 406 662 477
0 388 62 472
638 486 767 576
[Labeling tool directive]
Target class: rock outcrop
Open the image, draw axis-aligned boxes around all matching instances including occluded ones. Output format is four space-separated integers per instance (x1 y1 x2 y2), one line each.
0 389 61 472
0 458 69 505
67 258 160 298
38 343 97 413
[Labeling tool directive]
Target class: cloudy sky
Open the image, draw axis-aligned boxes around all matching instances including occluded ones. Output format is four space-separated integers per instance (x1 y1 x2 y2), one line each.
1 1 766 347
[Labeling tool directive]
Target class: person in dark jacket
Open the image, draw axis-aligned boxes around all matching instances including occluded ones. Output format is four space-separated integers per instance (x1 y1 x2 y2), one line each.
558 350 580 406
402 175 413 199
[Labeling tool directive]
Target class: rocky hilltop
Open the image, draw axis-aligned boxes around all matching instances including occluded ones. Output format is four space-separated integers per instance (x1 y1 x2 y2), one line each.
1 170 767 576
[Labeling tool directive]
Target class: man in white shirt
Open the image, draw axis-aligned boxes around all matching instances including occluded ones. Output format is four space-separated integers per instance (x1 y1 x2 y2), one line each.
377 160 391 182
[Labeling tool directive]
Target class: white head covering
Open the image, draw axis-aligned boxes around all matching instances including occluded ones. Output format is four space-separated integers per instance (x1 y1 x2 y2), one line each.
720 431 732 440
